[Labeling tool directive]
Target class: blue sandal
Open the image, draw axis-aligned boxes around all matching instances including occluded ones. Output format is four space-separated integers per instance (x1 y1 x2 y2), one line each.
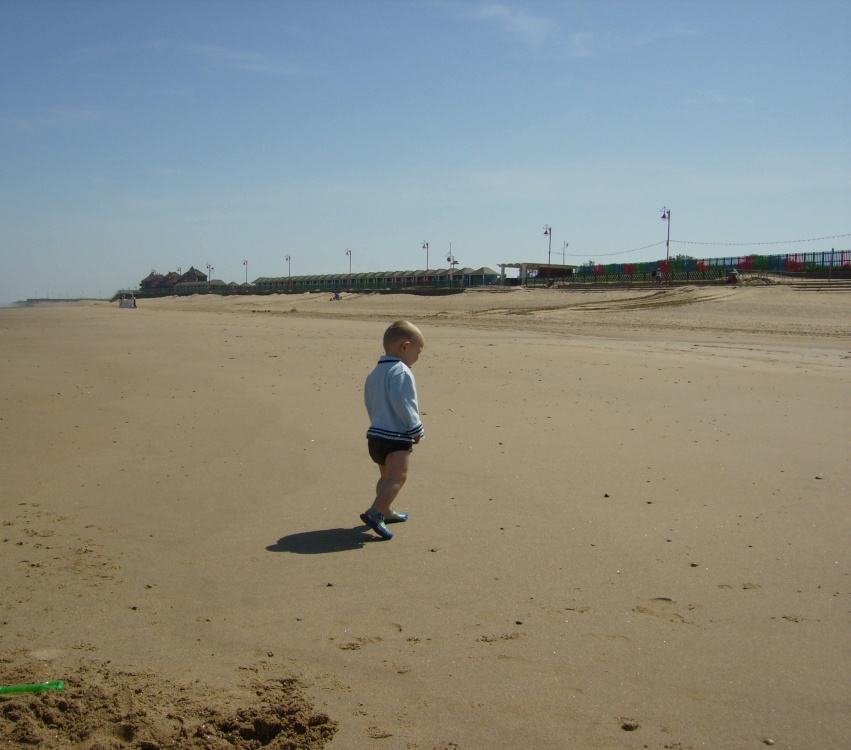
360 509 393 539
384 509 408 524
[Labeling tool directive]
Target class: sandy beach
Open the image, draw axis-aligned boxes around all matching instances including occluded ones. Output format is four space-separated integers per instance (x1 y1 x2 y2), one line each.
1 285 849 749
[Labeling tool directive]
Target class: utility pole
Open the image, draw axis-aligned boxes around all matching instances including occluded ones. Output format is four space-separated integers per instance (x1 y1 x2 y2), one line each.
543 225 552 286
345 248 352 290
661 208 671 285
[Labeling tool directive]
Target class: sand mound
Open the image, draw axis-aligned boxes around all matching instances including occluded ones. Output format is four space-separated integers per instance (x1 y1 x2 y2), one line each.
0 662 337 749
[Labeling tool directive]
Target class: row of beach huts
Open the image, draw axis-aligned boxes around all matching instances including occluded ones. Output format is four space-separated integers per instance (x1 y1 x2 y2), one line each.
123 250 850 300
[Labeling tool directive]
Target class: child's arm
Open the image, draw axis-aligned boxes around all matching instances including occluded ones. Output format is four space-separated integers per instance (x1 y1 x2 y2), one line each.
389 369 424 440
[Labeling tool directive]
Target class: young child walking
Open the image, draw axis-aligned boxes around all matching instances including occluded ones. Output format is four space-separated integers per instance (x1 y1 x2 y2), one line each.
360 320 425 540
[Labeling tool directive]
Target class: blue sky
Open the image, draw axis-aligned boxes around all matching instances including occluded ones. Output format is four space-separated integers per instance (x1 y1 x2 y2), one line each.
1 0 848 302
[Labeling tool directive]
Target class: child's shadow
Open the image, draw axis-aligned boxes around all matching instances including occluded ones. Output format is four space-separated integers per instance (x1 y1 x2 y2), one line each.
266 526 380 554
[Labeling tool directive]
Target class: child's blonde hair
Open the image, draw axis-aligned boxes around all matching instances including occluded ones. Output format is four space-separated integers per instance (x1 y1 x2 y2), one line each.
383 320 422 351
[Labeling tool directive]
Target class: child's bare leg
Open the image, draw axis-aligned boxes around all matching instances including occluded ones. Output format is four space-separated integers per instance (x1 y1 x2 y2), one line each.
371 450 409 516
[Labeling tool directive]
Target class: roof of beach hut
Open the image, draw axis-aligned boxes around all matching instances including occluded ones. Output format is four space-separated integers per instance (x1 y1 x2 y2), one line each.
182 266 208 281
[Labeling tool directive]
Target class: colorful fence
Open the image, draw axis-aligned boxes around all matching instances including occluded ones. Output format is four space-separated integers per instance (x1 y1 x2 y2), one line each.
572 250 851 281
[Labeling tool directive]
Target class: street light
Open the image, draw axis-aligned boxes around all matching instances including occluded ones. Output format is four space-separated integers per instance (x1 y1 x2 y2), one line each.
243 259 248 285
446 243 458 288
543 225 552 286
660 208 671 285
345 248 352 290
206 264 213 287
562 241 568 266
285 254 291 289
422 241 429 275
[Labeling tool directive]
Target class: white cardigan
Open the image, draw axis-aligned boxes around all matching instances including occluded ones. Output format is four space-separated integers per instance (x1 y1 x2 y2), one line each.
364 356 424 443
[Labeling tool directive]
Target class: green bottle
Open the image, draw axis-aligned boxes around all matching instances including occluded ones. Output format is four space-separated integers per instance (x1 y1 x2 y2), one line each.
0 680 64 694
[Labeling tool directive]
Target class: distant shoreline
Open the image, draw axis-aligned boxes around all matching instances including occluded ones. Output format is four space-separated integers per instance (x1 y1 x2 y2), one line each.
13 298 108 307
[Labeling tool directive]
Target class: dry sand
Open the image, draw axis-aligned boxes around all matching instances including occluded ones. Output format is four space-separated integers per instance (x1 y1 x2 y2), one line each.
1 285 849 749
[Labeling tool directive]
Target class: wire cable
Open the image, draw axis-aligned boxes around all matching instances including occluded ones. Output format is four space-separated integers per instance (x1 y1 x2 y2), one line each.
673 233 850 247
563 241 664 258
563 233 850 259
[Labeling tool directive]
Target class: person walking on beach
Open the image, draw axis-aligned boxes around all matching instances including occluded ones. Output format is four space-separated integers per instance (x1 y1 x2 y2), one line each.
360 320 425 540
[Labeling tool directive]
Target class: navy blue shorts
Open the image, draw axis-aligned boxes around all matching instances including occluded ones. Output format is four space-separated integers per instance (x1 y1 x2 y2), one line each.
368 436 413 465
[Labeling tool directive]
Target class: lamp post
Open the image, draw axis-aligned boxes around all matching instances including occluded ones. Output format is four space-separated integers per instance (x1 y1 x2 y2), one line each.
206 264 213 287
243 259 248 285
543 225 552 286
285 254 291 289
422 241 429 273
562 241 568 266
446 244 458 288
345 248 352 290
660 208 671 285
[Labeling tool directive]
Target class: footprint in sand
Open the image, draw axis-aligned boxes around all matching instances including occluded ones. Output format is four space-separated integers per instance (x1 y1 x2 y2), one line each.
632 598 695 625
718 582 761 590
476 632 523 643
337 636 383 651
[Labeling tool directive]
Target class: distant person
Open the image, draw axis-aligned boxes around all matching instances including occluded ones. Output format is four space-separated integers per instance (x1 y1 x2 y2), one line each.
360 320 426 540
130 295 137 308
